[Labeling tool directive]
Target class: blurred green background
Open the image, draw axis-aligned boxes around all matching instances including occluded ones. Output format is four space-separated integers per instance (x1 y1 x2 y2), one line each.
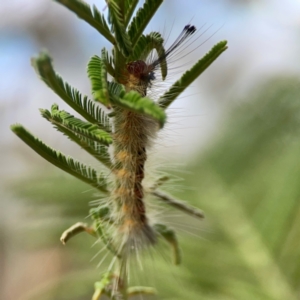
2 1 300 300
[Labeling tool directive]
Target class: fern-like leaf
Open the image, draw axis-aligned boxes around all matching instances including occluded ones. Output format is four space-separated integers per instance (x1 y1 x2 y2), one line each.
158 40 228 109
32 52 111 132
41 105 113 146
54 0 115 45
11 124 109 193
40 106 112 169
87 53 110 108
128 0 163 48
106 0 132 57
129 32 167 79
124 0 139 27
102 48 115 76
110 90 166 128
107 81 125 97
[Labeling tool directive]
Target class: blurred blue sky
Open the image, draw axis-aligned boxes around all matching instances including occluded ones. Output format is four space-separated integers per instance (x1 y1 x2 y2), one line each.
1 0 300 173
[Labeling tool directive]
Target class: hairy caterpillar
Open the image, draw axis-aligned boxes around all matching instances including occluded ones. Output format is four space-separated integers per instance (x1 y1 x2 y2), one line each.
11 1 227 298
113 24 197 250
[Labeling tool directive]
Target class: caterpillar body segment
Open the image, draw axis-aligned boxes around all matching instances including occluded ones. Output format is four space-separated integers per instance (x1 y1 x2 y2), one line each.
112 105 159 252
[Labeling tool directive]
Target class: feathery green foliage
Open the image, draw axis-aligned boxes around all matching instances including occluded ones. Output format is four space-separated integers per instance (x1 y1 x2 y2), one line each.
128 0 163 48
124 0 139 27
101 48 115 76
111 90 166 127
129 32 167 79
40 105 113 169
87 54 111 108
90 208 120 257
41 104 112 146
11 124 109 193
159 40 228 108
11 1 227 299
32 52 112 132
54 0 115 44
106 0 132 57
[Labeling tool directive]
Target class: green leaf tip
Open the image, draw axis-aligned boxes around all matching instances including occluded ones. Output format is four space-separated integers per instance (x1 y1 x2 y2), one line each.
106 0 132 57
87 54 111 108
158 40 228 109
10 123 23 134
32 51 112 132
128 0 163 48
11 124 109 193
124 0 139 27
54 0 115 45
31 51 51 74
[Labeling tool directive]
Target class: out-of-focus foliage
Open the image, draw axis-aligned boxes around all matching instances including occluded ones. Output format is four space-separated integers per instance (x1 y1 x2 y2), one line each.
185 77 300 300
11 77 300 299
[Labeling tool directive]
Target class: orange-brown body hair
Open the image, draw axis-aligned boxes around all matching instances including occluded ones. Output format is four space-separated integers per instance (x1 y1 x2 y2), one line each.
112 60 158 251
